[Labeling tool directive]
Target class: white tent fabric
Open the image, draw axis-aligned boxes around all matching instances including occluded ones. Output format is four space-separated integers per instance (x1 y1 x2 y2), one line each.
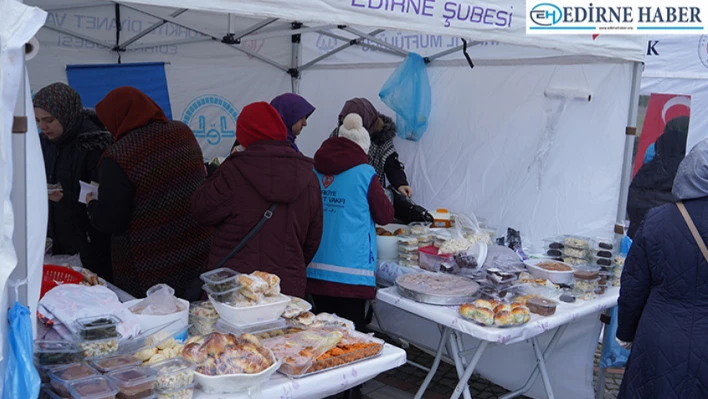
0 0 47 388
642 35 708 152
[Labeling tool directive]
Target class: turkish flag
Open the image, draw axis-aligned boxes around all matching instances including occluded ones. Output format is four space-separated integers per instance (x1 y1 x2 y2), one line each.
633 93 691 177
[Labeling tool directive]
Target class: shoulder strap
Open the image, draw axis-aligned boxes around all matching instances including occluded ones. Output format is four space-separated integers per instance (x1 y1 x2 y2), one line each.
214 203 278 269
677 202 708 264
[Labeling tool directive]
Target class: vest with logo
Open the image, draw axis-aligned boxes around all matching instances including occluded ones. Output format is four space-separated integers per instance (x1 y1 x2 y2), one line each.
308 164 377 287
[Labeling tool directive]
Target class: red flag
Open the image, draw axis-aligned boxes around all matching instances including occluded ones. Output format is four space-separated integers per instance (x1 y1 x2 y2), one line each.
633 93 691 177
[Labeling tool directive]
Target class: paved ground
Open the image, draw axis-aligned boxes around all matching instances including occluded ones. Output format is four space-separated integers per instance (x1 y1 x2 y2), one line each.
329 336 625 399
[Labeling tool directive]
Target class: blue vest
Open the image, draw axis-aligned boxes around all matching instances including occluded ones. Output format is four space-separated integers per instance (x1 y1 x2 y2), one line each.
308 164 377 287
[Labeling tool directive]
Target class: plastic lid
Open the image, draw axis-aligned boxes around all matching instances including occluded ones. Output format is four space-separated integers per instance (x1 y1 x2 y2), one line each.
35 340 79 354
75 315 121 330
435 209 449 214
216 317 287 335
107 366 156 388
68 376 118 399
148 358 196 377
118 320 187 356
157 382 196 395
200 268 239 284
201 283 240 297
91 354 142 374
48 363 99 384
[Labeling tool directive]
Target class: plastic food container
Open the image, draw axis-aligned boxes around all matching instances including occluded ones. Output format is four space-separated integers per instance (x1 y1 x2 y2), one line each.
201 283 240 303
592 237 615 251
49 363 100 397
41 384 64 399
188 301 220 336
149 358 195 391
574 265 600 280
75 315 122 340
524 259 574 284
562 256 586 266
76 332 122 359
119 320 187 358
590 255 615 267
35 340 80 367
409 222 431 235
200 268 239 293
210 293 290 327
573 266 600 301
542 237 565 250
398 244 419 255
591 249 615 259
91 355 142 374
545 248 564 257
156 383 195 399
107 366 156 399
38 363 63 384
216 317 287 336
563 235 590 249
418 246 454 272
527 297 557 316
68 376 119 399
397 259 419 268
397 236 419 246
431 209 452 228
563 247 588 259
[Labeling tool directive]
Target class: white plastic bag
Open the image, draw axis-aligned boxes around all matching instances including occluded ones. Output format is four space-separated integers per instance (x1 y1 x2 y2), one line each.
129 284 186 315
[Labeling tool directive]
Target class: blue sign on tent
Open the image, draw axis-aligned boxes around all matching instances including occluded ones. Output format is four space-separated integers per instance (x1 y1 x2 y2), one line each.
66 62 172 119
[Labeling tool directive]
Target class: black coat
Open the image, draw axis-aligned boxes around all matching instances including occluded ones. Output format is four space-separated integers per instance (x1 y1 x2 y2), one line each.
42 110 113 281
627 117 689 238
617 197 708 398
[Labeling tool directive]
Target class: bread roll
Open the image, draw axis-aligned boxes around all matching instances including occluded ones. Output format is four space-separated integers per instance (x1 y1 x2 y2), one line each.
494 310 514 326
473 299 494 311
458 303 477 319
494 304 511 314
512 306 531 324
394 228 407 236
473 307 494 326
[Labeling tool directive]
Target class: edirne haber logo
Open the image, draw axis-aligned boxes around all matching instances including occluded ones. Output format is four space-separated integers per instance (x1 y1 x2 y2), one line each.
526 1 706 34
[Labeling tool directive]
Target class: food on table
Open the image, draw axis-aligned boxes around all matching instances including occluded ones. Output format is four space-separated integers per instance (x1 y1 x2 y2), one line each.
182 333 275 376
396 273 480 301
56 264 104 287
156 383 196 399
49 363 100 397
559 293 576 303
513 294 541 306
131 329 185 366
527 297 557 316
546 241 564 250
397 236 419 246
75 315 121 340
399 244 419 254
376 227 392 236
282 296 312 319
394 228 408 236
149 358 196 391
202 284 240 303
212 271 282 307
35 340 80 367
595 250 613 259
511 306 531 324
67 376 118 399
254 327 303 340
595 284 607 295
546 249 563 257
91 355 142 374
409 223 430 235
76 334 121 359
453 251 478 269
615 256 625 267
517 272 551 287
574 269 600 280
536 261 572 272
564 236 589 249
593 257 613 266
291 311 317 328
459 302 529 327
473 299 493 311
200 268 239 293
486 268 518 285
188 301 220 336
563 247 588 258
439 238 472 255
563 257 586 266
107 366 156 399
309 332 383 373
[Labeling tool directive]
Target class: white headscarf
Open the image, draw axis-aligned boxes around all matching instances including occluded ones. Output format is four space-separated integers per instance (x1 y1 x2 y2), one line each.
673 138 708 201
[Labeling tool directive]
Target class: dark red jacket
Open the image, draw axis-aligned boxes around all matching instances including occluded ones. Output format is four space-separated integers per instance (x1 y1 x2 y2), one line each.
191 140 323 298
307 137 394 299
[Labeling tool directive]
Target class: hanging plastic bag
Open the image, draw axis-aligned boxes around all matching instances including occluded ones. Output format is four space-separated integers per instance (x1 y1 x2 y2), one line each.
379 52 431 142
2 303 41 399
600 306 631 368
129 284 186 315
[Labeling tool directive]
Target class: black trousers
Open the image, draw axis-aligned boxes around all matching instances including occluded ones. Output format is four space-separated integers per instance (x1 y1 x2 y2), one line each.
311 295 367 332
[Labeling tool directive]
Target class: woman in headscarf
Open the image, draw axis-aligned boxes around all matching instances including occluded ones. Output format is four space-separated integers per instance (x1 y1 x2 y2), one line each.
34 82 114 282
617 138 708 398
331 98 412 197
627 116 690 238
270 93 315 152
86 87 211 300
191 102 323 298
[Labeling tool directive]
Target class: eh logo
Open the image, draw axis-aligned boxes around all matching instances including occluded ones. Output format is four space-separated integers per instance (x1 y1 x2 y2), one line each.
181 95 239 146
530 3 563 26
322 175 335 189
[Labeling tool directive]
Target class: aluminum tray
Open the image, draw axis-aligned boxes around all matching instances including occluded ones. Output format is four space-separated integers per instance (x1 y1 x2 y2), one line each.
395 273 480 306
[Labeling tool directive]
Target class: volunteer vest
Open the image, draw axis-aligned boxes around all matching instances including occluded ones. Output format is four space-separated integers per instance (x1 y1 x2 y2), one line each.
308 164 377 287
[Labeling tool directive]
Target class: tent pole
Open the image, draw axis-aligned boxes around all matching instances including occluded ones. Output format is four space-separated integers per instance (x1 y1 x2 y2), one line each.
339 26 408 57
291 22 302 94
300 29 385 71
426 41 482 63
117 8 189 49
615 61 643 233
10 32 29 308
316 30 403 58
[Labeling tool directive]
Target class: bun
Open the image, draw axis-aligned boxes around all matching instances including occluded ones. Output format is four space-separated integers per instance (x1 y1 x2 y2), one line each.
458 304 476 319
488 300 502 309
343 113 363 130
494 304 511 314
512 307 531 324
473 299 493 311
394 228 407 236
473 307 494 326
494 311 514 326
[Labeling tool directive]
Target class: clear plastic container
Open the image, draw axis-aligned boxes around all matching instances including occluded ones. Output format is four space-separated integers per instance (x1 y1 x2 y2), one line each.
542 237 565 250
398 253 419 261
397 236 419 246
119 320 187 359
156 383 195 399
563 247 588 259
188 301 220 336
591 249 615 259
418 246 454 271
526 297 557 316
216 317 287 336
417 234 434 244
75 315 122 340
76 332 122 360
201 283 240 303
107 366 156 399
91 355 142 374
49 363 100 397
397 259 419 268
148 358 196 391
573 277 600 301
563 256 586 266
41 384 64 399
199 268 239 292
409 222 431 236
37 363 62 384
590 256 615 267
563 235 590 249
573 265 600 281
544 248 564 258
35 340 80 367
68 375 119 399
591 237 616 251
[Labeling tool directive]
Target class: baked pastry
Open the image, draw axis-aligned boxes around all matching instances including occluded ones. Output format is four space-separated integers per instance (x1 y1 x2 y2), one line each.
510 302 524 310
527 298 557 316
458 304 476 319
473 307 494 326
511 306 531 324
238 274 269 294
473 299 494 311
494 310 513 326
494 304 511 314
394 228 407 236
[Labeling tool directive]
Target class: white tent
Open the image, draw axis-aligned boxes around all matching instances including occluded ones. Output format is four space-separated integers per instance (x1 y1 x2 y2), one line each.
641 35 708 152
1 0 646 397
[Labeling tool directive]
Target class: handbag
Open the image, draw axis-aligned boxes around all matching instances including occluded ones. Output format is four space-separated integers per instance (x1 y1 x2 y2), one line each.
676 202 708 263
389 186 433 224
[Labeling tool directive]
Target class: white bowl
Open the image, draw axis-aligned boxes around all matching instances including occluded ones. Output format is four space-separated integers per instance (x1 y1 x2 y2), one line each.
123 298 190 333
524 259 574 285
210 294 290 327
194 349 281 394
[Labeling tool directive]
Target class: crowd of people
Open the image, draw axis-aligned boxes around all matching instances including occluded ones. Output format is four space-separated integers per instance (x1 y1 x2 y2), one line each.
35 82 403 331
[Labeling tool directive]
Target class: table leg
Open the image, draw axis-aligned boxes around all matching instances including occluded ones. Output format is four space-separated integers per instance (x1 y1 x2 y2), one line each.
414 326 453 399
498 324 569 399
595 315 612 399
447 332 472 399
449 340 489 399
531 337 554 399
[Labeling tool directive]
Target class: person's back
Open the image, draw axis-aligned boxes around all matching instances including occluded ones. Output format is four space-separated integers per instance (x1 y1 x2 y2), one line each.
192 102 323 299
618 139 708 398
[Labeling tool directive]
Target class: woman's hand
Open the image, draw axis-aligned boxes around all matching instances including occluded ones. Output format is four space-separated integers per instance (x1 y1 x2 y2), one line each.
397 185 413 198
48 191 63 202
616 338 632 349
86 192 96 204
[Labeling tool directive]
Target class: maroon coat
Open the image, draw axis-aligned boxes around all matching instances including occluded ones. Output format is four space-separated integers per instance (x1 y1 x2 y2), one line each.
308 137 394 299
191 140 323 298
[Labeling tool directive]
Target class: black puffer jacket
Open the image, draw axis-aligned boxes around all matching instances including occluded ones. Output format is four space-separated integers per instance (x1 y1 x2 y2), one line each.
42 109 114 281
627 116 689 238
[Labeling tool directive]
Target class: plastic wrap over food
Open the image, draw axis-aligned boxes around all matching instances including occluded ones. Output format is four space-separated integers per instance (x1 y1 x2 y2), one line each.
376 261 421 287
129 284 187 315
181 333 275 376
261 328 345 376
482 245 525 271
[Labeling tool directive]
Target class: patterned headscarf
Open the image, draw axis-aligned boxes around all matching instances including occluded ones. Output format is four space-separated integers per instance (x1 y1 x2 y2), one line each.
33 82 83 142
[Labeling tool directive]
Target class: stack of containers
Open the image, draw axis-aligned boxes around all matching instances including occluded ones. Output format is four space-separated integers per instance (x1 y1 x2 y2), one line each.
188 301 221 336
589 237 620 287
106 366 157 399
73 315 122 360
562 235 591 266
200 268 240 303
397 222 432 268
35 340 81 383
149 358 197 399
46 363 101 398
